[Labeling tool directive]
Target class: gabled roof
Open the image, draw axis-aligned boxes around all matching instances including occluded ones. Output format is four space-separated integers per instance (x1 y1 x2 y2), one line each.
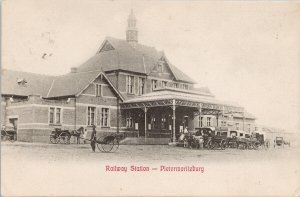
1 69 124 101
1 69 55 97
46 71 100 98
46 70 124 100
77 37 196 84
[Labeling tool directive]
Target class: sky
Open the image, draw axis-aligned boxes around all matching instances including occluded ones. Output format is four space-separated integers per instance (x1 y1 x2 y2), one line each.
2 0 300 132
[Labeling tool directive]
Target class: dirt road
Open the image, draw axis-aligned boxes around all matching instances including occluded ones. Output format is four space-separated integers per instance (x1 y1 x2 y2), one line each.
1 142 299 196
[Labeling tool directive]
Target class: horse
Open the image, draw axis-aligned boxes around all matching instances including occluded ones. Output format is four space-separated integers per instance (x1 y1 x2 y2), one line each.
69 127 85 144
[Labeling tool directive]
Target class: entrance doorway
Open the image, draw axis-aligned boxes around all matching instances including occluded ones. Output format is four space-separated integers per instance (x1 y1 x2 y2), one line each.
183 116 189 129
8 118 18 141
138 113 145 137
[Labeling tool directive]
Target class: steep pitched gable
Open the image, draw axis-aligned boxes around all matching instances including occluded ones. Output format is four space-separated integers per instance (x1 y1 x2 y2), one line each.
98 40 115 53
77 36 196 83
46 70 124 101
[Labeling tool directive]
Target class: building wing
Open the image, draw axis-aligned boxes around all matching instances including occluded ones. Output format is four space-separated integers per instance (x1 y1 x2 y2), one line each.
1 69 55 97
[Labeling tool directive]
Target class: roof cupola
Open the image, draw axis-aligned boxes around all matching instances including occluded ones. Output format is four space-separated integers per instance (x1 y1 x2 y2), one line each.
126 9 138 47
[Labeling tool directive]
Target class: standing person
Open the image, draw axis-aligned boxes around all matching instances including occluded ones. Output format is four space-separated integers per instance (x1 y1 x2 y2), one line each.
82 128 88 144
184 126 189 134
90 125 97 152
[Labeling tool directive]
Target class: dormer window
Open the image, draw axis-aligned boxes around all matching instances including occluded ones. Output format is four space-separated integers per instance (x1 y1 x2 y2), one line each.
17 78 27 86
157 64 163 73
95 84 102 97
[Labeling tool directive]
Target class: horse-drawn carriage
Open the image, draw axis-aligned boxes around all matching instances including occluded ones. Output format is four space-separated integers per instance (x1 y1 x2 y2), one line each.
95 132 126 152
226 131 264 150
49 127 84 144
178 127 227 150
1 124 17 142
49 127 126 153
274 137 290 148
177 128 266 151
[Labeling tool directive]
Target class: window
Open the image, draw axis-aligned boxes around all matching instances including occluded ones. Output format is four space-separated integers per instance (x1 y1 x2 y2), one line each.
49 108 55 124
247 124 251 132
49 107 62 124
236 123 240 130
126 112 133 128
138 77 145 95
207 117 212 127
87 107 96 126
162 81 167 88
183 84 189 89
101 108 110 127
161 113 167 129
157 64 163 72
151 115 156 129
152 80 157 91
200 117 205 127
173 83 179 88
95 84 102 97
221 121 227 127
56 108 61 124
126 75 134 94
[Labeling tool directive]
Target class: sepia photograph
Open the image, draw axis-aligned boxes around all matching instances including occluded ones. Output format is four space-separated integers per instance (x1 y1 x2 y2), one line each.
1 0 300 196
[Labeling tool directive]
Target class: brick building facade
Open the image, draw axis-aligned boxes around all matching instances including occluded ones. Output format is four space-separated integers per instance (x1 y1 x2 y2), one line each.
1 11 256 143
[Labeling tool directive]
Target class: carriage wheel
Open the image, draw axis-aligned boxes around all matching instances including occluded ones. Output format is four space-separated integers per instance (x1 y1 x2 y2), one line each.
101 140 115 152
59 132 70 144
50 135 58 144
8 135 15 143
96 136 105 152
207 140 212 149
220 140 226 150
110 140 119 152
210 141 217 150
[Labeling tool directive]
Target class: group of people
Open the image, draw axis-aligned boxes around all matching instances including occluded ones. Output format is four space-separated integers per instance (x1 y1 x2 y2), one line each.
179 127 205 149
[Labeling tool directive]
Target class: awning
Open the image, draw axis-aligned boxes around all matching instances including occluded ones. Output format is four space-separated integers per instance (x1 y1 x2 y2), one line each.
121 87 243 113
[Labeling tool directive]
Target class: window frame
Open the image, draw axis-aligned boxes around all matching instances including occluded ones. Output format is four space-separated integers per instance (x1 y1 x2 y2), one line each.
236 123 240 130
161 113 167 129
207 117 212 127
151 80 157 91
87 106 96 126
101 108 110 127
138 77 145 95
126 111 134 128
126 75 135 94
157 64 163 73
150 115 157 130
95 84 102 97
49 107 62 125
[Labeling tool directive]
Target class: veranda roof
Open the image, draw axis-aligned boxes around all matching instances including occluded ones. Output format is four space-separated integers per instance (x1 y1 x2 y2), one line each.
121 87 243 113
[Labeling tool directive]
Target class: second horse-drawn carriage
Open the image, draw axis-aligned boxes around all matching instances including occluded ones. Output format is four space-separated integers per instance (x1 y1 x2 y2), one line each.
178 127 266 151
1 124 17 142
49 127 84 144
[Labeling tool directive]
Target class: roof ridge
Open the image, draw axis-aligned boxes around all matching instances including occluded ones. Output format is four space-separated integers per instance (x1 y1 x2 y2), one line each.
105 36 158 52
56 69 104 77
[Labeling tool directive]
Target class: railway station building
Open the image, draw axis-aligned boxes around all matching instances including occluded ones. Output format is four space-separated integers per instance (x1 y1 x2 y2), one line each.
1 11 256 144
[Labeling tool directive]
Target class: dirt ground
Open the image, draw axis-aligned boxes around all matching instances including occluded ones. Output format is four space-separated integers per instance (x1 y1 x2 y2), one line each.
1 142 300 196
